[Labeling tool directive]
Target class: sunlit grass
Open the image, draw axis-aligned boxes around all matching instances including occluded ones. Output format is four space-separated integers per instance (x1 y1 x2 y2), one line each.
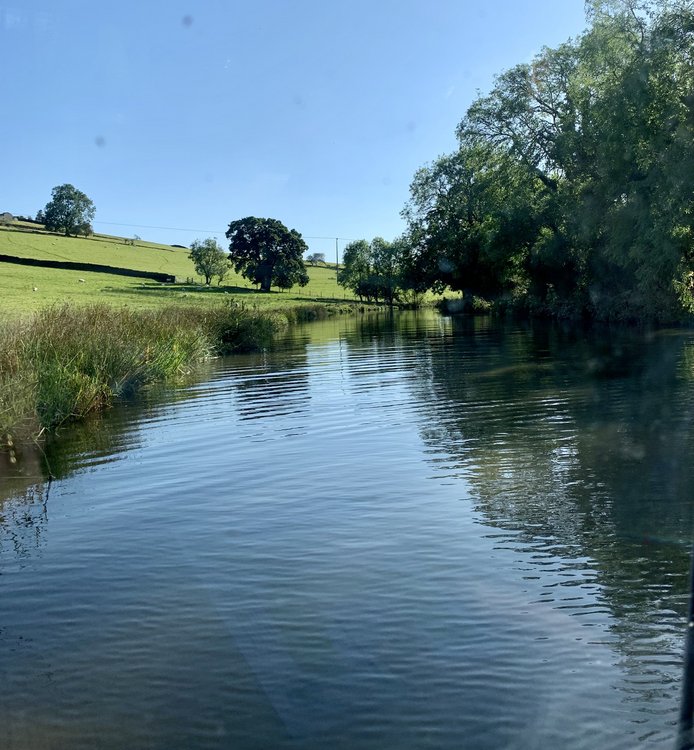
0 301 358 446
0 225 203 276
0 227 356 315
0 228 374 445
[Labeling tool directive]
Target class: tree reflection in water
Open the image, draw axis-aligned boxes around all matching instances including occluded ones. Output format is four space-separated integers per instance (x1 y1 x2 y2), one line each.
1 311 693 745
406 316 694 729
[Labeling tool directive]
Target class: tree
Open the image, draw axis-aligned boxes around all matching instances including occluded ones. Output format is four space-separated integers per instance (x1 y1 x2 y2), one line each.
189 238 230 285
43 184 95 236
397 0 694 320
226 217 309 292
574 0 694 319
306 252 326 266
339 239 376 301
338 237 408 305
402 144 543 305
371 237 402 306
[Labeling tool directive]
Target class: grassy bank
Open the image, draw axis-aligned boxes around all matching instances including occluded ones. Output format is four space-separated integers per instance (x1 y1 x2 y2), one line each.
0 301 353 450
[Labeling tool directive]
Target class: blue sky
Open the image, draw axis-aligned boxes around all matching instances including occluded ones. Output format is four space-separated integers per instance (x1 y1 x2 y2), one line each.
2 0 586 259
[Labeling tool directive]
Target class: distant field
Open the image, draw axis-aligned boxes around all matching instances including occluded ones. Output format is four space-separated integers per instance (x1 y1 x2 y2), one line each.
0 226 237 278
0 225 355 315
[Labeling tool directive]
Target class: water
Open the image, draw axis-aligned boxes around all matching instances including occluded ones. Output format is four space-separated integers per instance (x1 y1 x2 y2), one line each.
2 311 694 749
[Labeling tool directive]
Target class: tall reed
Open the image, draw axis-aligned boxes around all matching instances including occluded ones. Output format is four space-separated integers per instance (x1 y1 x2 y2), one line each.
0 301 334 446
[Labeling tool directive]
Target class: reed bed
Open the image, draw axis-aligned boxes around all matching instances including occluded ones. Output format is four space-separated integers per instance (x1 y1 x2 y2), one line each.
0 301 347 447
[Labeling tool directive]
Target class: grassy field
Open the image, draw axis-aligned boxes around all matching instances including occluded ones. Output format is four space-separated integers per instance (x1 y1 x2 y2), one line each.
0 225 356 314
0 224 371 448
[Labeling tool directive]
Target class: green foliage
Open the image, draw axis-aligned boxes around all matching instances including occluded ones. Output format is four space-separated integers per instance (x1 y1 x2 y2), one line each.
0 305 210 442
188 237 229 285
400 0 694 322
338 237 408 305
339 239 373 300
403 145 545 301
306 252 326 265
226 216 309 292
0 301 355 446
0 226 354 314
43 184 95 237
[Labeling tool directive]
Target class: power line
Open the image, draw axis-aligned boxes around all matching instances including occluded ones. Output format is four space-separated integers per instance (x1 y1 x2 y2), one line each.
95 221 224 234
94 220 358 242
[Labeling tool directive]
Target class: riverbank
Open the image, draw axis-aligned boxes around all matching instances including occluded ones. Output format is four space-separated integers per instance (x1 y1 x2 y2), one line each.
0 301 360 451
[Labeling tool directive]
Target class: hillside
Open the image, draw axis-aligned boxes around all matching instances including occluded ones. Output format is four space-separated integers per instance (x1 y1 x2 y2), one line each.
0 225 354 314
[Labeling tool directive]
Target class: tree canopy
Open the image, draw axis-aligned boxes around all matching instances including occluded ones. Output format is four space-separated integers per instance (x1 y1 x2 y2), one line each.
306 252 326 266
189 238 230 285
43 184 95 237
399 0 694 322
338 236 417 305
226 217 309 292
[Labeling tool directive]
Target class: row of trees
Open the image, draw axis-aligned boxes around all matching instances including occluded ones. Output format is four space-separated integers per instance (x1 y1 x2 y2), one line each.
337 237 427 306
434 0 694 319
340 0 694 321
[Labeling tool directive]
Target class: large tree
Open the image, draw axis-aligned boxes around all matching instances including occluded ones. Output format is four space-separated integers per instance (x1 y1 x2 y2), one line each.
401 0 694 321
402 144 543 302
338 239 374 301
188 238 230 285
226 217 309 292
43 184 95 236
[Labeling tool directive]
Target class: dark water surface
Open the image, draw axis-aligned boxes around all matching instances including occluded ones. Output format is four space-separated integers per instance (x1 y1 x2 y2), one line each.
2 312 694 749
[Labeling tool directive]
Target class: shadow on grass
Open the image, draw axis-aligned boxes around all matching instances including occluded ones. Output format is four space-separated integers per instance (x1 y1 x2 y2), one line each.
100 282 356 304
101 282 261 298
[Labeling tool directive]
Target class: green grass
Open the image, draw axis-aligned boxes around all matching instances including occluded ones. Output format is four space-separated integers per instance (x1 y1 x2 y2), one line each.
0 301 356 448
0 226 375 452
0 225 369 449
0 225 356 315
0 226 195 275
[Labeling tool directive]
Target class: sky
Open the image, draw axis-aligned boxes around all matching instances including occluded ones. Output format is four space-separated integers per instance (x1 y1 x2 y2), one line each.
1 0 587 260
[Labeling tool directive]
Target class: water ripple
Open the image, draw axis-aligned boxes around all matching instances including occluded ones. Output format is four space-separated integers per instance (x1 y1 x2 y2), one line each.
2 313 694 749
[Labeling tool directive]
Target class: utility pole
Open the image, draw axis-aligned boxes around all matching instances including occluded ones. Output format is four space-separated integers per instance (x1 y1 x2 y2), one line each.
335 237 339 277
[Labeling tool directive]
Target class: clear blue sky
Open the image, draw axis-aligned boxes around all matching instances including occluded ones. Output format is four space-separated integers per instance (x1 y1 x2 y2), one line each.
2 0 586 259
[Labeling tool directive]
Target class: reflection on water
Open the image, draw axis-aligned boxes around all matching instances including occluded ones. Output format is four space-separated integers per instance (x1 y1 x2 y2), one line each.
412 317 694 744
1 312 694 749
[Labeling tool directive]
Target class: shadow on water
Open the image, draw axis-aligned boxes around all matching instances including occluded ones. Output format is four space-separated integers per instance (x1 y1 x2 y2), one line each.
0 451 49 561
228 349 311 424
